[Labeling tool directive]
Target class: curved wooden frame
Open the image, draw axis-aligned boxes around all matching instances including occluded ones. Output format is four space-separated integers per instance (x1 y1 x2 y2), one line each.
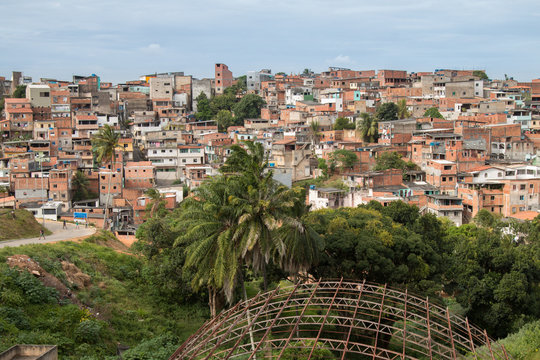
170 280 510 359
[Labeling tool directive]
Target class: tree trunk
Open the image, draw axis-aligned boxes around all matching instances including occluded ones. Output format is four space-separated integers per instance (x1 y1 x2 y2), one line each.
209 286 216 318
262 262 268 291
241 273 257 360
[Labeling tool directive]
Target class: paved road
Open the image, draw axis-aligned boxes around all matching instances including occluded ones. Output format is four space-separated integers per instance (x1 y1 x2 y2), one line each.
0 220 96 248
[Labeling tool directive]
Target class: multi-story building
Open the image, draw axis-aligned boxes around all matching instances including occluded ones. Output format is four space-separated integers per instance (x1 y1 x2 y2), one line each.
4 98 33 136
458 165 540 219
426 194 463 226
247 69 272 94
215 63 233 95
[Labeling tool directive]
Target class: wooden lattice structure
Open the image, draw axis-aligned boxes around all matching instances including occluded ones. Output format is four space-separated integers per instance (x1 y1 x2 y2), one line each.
170 280 510 359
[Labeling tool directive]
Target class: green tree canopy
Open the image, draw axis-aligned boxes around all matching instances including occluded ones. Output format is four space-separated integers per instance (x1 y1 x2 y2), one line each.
374 151 417 172
210 93 236 114
307 207 449 293
473 70 488 80
195 92 212 121
232 94 265 122
329 149 357 171
424 107 444 119
375 102 399 122
333 117 356 130
12 85 26 98
444 223 540 337
215 109 234 132
72 170 97 202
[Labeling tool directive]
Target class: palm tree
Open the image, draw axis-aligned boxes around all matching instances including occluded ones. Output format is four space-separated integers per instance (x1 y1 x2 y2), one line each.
179 142 322 313
176 176 243 316
309 120 322 146
221 141 317 290
144 188 166 218
92 124 120 229
220 141 268 186
72 170 90 202
277 188 322 279
359 112 378 143
397 99 411 119
231 176 297 290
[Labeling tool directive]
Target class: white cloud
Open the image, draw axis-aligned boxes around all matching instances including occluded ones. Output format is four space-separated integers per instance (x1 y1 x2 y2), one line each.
141 43 162 54
328 55 352 65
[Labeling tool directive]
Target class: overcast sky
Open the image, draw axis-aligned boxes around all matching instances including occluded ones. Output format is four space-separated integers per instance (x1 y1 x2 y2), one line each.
1 0 539 84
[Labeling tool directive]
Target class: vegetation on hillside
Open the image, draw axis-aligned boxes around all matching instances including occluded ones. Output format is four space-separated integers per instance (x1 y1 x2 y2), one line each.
0 209 51 241
0 232 207 359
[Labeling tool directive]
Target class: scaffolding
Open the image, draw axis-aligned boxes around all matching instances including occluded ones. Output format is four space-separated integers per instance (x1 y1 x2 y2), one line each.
170 280 510 359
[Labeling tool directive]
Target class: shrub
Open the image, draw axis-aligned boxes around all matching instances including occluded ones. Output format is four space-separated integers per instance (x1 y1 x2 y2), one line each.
75 319 103 344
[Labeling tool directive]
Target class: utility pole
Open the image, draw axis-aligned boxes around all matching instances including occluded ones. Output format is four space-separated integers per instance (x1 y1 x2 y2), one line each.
35 153 47 227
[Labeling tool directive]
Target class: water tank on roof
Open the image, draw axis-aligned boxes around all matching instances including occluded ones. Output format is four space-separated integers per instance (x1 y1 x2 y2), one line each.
310 185 316 190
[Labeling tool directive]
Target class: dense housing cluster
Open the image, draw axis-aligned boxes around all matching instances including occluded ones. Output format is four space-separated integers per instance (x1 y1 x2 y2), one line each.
1 66 540 231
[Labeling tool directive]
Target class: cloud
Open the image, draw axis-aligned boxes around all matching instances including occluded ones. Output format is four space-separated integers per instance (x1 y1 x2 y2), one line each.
327 55 352 65
140 43 162 54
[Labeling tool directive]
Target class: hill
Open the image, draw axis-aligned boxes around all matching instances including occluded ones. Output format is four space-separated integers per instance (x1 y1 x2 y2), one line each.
0 231 208 359
0 209 51 241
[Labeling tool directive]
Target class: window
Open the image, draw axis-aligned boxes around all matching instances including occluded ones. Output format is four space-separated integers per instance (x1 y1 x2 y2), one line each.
442 176 447 182
520 195 525 201
520 184 526 190
491 196 495 200
513 185 517 190
530 184 534 189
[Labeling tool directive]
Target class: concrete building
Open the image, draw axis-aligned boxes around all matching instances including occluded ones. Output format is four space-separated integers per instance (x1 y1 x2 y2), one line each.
149 76 174 100
247 69 272 93
0 344 57 360
308 187 346 210
26 84 51 107
426 194 463 226
192 79 214 111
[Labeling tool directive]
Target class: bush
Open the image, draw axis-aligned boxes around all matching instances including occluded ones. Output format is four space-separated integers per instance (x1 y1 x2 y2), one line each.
0 307 30 330
14 270 58 304
75 319 103 344
122 333 181 360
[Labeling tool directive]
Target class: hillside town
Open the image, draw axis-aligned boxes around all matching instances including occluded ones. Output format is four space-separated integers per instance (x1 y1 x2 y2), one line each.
1 66 540 232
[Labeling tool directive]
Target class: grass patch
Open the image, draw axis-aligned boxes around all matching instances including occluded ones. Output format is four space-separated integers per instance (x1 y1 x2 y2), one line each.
0 209 51 241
